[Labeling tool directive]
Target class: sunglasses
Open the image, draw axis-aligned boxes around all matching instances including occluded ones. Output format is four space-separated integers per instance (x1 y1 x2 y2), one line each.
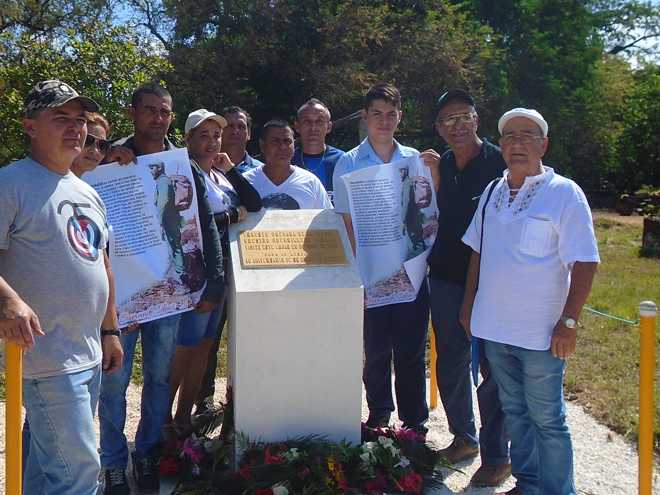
436 112 476 128
84 134 111 154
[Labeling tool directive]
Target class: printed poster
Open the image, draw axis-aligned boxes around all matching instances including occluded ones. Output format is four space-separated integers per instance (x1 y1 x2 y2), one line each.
342 156 438 308
83 148 206 326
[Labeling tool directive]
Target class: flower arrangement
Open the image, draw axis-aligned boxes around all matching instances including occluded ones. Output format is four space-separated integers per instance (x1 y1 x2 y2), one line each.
172 422 450 494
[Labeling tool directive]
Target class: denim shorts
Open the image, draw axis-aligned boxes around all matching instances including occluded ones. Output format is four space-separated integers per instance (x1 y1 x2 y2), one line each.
177 304 224 346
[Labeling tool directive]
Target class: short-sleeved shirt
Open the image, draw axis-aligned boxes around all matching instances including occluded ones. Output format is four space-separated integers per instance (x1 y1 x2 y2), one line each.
292 145 345 194
244 165 333 210
332 139 419 214
235 153 264 175
428 139 506 285
0 158 110 378
462 166 600 350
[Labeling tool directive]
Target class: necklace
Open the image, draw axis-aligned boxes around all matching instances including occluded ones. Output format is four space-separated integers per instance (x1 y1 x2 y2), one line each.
300 146 326 171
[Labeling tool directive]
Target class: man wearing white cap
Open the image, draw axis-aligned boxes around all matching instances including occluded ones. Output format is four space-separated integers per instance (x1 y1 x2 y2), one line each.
460 108 600 495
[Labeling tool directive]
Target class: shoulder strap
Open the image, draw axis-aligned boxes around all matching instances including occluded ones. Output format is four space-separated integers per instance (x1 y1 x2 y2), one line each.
479 178 500 256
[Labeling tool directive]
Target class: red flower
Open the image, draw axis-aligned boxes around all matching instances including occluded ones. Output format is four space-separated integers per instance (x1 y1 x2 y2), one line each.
395 427 425 443
298 467 311 479
255 489 273 495
264 447 285 465
235 466 252 480
398 471 423 494
159 457 180 476
362 472 388 493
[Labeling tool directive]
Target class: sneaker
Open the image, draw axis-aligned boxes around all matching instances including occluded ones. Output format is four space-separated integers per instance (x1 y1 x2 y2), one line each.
365 415 390 429
401 423 429 438
103 467 130 495
438 436 479 464
470 462 512 487
496 487 523 495
132 453 159 492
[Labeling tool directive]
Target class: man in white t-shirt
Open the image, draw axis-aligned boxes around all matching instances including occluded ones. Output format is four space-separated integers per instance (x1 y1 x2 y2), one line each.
460 108 599 495
244 120 332 210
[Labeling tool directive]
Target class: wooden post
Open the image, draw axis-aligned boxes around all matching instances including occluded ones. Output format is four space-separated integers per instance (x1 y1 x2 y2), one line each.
638 301 656 495
6 342 22 495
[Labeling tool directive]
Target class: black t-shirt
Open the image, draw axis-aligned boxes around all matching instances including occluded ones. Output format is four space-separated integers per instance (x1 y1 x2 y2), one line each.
428 139 506 285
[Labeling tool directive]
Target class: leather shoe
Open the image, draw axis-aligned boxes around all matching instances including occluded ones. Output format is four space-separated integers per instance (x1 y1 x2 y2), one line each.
438 436 479 464
470 462 512 486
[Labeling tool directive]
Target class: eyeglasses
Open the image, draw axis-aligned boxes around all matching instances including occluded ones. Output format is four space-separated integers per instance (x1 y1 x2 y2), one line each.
84 134 111 154
500 132 544 145
436 112 476 128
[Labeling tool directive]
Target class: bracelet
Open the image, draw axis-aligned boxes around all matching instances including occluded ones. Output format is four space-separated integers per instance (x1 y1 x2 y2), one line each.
100 329 121 337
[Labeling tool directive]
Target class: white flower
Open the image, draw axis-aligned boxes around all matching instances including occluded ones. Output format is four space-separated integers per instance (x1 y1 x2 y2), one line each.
362 441 377 451
360 452 373 464
272 484 289 495
387 446 400 457
395 456 410 469
378 436 395 448
282 447 300 461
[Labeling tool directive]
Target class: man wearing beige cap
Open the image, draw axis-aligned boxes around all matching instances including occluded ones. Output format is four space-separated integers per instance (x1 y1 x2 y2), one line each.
0 80 123 495
460 108 599 495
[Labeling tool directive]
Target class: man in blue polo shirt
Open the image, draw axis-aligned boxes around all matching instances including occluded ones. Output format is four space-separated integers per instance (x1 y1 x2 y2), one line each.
333 83 438 432
221 106 264 174
426 89 510 487
292 98 344 202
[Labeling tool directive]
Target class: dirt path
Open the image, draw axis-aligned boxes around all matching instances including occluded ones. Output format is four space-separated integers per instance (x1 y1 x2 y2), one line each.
2 377 658 494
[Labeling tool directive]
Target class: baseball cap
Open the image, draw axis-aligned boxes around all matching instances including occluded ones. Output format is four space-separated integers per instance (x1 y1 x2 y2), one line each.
436 89 475 113
184 109 227 136
498 108 548 137
23 80 99 116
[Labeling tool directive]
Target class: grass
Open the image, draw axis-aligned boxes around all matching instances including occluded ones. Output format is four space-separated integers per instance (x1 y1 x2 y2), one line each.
564 216 660 453
1 214 658 456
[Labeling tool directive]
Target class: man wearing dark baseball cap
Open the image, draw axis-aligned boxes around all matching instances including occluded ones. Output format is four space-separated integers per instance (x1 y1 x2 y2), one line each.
425 89 511 487
0 79 122 494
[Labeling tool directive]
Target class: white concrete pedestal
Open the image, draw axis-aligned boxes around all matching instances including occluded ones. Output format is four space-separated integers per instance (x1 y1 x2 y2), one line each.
228 209 364 453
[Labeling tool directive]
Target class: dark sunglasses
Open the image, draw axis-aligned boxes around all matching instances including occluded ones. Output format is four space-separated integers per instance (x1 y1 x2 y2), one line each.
84 134 111 154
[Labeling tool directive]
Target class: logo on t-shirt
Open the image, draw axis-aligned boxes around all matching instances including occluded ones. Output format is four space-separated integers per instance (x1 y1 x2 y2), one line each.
262 193 300 210
57 200 103 261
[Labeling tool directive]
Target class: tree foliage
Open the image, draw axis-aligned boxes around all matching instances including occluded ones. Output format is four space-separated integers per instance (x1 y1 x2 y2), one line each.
0 22 171 164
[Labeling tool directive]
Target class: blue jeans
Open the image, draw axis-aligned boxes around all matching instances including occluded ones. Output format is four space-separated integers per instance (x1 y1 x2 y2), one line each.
22 365 101 495
99 314 180 468
363 282 429 426
485 341 576 495
429 277 508 465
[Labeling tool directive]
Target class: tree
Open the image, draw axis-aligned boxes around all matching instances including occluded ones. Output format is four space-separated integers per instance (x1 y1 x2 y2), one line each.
0 22 171 164
0 0 108 34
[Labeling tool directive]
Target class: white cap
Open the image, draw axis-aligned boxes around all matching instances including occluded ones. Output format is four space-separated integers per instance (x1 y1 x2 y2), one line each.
498 108 548 137
184 109 227 136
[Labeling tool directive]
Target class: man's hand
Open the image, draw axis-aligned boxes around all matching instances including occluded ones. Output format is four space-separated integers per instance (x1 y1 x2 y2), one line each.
195 299 217 313
102 335 124 374
0 293 44 347
420 149 441 192
212 153 235 173
550 321 577 359
458 300 473 340
237 205 248 222
105 146 136 165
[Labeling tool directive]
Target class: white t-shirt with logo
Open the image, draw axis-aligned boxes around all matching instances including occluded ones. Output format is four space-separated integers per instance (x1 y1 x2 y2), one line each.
244 165 333 210
462 167 600 351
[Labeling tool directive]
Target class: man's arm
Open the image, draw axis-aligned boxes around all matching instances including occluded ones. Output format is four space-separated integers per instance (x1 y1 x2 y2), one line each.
459 250 480 339
550 261 598 359
420 149 441 192
342 213 356 256
100 252 123 374
0 276 44 347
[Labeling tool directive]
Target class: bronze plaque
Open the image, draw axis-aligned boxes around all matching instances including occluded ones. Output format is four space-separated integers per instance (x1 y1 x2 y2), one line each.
239 229 348 268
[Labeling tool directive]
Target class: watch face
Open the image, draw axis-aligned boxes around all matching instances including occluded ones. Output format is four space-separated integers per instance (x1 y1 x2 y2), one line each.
563 317 577 329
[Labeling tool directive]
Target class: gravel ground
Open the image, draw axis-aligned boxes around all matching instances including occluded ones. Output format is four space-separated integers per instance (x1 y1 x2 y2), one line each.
1 377 658 494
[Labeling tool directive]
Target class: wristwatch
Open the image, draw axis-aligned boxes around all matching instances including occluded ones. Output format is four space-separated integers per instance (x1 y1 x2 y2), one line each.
101 329 122 337
560 316 577 329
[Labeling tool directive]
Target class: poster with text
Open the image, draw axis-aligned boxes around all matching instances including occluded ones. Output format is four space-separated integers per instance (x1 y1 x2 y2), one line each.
342 155 438 308
83 148 206 326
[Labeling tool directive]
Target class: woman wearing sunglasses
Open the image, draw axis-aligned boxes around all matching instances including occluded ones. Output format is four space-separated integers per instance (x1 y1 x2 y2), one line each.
71 112 135 177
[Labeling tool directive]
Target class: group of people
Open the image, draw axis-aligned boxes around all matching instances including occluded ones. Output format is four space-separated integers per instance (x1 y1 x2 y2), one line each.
0 78 599 495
